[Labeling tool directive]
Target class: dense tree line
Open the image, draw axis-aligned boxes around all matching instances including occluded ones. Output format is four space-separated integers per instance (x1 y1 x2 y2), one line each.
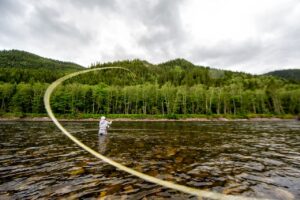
0 50 299 117
1 82 299 116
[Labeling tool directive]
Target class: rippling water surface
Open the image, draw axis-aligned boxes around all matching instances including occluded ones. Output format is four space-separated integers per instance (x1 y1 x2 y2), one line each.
0 121 299 199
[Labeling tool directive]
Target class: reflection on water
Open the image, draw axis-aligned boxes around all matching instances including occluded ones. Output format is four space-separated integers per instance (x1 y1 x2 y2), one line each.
0 121 299 199
98 135 109 154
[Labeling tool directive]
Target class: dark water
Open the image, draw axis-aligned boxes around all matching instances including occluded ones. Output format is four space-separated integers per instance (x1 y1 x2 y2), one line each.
0 121 299 200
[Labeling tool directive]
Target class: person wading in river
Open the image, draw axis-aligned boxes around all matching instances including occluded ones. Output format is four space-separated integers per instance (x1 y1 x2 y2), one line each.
99 116 112 136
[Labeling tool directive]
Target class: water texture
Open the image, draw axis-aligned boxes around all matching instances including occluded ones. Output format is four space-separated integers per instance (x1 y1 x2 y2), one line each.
0 121 299 199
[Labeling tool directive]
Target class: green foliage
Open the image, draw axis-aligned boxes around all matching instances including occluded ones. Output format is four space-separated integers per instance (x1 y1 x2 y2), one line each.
0 49 83 69
0 50 299 118
265 69 300 83
1 82 299 117
166 114 179 119
0 50 84 83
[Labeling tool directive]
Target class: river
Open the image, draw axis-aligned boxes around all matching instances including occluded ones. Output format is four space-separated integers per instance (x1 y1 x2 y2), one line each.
0 121 299 199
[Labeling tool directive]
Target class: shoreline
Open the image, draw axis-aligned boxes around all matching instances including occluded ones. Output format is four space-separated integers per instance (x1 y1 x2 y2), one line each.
0 116 298 122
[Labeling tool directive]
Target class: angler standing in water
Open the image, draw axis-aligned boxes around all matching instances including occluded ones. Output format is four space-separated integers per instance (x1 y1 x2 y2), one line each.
99 116 112 136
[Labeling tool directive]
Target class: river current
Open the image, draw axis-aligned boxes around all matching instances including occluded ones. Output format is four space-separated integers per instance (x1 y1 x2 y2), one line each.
0 121 299 199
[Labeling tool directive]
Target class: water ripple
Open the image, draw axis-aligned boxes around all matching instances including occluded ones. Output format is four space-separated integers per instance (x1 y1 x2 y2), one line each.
0 121 299 199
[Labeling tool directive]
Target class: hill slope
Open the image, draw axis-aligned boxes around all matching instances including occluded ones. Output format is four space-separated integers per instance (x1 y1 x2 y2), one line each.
0 49 295 88
86 58 255 87
265 69 300 83
0 50 299 116
0 49 83 70
0 50 84 83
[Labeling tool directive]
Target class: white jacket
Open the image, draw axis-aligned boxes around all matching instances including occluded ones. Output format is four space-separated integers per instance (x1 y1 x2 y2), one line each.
99 120 112 135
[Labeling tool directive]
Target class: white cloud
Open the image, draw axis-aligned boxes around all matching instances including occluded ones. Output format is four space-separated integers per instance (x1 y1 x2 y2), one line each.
0 0 299 74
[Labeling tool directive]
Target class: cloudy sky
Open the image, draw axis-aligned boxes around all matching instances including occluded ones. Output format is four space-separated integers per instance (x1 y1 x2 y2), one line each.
0 0 300 74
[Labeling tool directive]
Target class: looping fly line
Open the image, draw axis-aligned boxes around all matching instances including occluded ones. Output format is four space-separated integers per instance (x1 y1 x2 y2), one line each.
44 67 268 200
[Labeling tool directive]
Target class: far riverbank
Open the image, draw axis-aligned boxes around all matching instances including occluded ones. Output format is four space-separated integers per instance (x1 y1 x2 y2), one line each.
0 113 298 122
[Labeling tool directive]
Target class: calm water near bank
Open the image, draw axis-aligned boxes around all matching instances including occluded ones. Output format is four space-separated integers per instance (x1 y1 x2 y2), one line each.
0 121 299 199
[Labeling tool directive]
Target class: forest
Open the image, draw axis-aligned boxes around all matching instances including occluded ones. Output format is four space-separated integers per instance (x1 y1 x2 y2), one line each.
0 50 299 118
265 69 300 83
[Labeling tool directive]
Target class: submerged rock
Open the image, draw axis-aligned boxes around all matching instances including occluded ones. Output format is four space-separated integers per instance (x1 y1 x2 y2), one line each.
223 185 249 195
166 147 177 157
175 156 183 163
68 167 85 176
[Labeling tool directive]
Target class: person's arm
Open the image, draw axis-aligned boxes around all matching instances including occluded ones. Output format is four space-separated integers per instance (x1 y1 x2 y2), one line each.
106 121 112 128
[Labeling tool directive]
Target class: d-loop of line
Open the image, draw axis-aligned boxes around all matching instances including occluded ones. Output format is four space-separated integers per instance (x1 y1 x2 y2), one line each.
44 67 268 200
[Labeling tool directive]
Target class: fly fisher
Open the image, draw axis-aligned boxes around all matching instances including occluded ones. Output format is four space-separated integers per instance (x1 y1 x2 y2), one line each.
99 116 112 135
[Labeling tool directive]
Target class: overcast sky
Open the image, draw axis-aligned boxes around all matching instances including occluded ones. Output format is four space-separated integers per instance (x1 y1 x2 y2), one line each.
1 0 300 74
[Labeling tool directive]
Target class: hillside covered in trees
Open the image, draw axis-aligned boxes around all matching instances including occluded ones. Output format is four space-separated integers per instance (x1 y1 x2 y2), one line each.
0 50 84 83
0 50 83 69
0 50 299 118
265 69 300 83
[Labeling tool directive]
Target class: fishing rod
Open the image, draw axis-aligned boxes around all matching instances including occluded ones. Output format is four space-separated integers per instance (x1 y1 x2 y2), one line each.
44 67 269 200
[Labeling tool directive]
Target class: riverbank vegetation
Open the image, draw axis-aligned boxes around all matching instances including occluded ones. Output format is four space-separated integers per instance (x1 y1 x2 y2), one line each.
0 50 299 119
0 81 299 117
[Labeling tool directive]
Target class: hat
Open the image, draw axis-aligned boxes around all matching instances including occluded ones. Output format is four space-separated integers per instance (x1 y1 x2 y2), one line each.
101 116 106 120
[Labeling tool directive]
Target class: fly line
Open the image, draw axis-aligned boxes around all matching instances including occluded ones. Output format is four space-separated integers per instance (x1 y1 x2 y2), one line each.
44 67 268 200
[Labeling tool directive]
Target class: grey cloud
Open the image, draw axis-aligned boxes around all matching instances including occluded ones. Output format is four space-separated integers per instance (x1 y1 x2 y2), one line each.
0 0 299 73
70 0 187 60
190 39 263 67
132 0 186 58
27 2 93 46
100 44 138 61
70 0 117 10
189 2 300 73
274 23 300 66
256 1 299 33
0 0 24 16
0 0 95 65
250 1 300 69
0 0 27 38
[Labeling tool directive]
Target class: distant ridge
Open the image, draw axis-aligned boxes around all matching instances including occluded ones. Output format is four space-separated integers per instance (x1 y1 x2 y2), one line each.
265 69 300 83
0 49 298 86
0 49 84 70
